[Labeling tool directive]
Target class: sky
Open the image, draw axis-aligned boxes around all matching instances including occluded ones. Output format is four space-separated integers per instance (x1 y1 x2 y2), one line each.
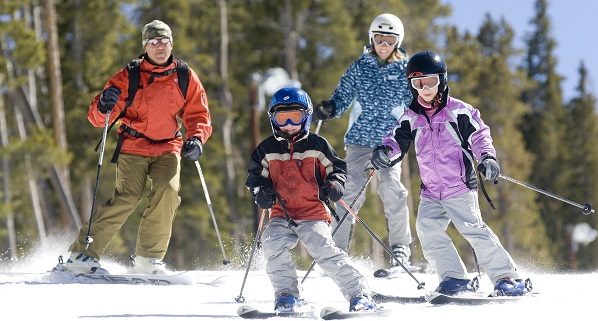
0 249 596 321
440 0 597 102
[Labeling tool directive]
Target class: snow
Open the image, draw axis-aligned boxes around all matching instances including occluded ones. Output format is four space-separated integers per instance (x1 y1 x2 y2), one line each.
1 249 596 320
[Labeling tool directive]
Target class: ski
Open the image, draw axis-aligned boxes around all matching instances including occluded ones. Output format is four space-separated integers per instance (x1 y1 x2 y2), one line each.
320 307 393 320
373 265 422 278
424 291 534 305
237 305 318 319
371 291 426 304
0 270 229 286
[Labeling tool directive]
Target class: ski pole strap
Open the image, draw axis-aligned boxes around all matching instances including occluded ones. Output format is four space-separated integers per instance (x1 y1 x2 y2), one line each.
478 172 496 210
94 110 126 152
323 197 340 223
275 193 297 228
110 124 182 163
144 68 178 85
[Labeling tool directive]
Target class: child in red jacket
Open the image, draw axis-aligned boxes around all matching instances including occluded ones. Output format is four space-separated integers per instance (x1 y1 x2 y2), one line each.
246 87 375 313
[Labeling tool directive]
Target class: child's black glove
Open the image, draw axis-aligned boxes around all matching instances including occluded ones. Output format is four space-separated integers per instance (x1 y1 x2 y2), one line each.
253 186 276 209
371 146 392 170
320 180 344 202
479 156 500 181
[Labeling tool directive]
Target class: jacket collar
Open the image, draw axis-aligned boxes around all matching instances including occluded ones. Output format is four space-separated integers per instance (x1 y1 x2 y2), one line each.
409 87 450 115
274 130 309 144
140 53 176 72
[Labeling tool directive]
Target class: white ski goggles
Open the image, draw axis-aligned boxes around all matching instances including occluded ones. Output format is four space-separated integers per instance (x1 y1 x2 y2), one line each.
410 74 440 90
372 33 399 47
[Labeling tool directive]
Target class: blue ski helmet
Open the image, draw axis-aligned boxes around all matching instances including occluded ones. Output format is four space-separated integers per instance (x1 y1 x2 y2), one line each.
268 87 313 137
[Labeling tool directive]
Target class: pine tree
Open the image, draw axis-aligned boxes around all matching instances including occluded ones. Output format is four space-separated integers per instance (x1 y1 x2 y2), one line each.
562 62 598 270
521 0 570 268
0 0 70 255
475 15 553 267
57 0 141 259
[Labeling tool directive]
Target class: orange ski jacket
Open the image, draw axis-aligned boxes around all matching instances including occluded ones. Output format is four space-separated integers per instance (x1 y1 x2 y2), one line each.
88 55 212 157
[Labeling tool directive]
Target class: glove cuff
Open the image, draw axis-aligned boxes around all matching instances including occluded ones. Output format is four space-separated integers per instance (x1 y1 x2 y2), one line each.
324 100 336 118
481 154 498 163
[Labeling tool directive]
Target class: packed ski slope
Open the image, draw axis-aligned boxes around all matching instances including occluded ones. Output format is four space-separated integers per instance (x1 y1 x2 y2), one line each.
0 249 595 321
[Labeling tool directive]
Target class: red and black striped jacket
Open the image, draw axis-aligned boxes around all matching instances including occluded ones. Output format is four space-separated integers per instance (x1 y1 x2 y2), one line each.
246 131 347 223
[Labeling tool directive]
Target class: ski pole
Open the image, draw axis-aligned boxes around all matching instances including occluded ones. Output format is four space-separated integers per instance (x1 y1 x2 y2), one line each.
235 208 268 303
314 120 323 135
472 247 481 278
471 247 483 291
195 160 230 265
301 170 376 284
85 110 111 249
499 174 594 215
338 198 426 290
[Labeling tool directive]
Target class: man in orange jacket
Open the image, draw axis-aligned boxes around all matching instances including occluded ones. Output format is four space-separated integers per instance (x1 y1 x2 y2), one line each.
58 20 212 275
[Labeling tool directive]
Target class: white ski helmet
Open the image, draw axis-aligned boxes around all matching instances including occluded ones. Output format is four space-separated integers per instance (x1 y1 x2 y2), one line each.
368 13 404 48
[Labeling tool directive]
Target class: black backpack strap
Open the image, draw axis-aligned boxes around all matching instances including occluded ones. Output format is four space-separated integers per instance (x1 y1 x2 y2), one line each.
97 56 189 162
95 58 141 153
175 58 189 99
110 124 182 163
124 58 141 109
110 130 127 163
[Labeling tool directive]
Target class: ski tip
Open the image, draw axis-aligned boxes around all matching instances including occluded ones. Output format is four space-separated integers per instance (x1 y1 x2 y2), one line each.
424 291 442 302
373 269 389 278
320 307 340 318
208 275 230 286
237 305 258 315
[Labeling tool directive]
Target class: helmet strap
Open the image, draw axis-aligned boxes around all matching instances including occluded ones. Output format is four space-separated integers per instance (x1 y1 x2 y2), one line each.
433 86 449 107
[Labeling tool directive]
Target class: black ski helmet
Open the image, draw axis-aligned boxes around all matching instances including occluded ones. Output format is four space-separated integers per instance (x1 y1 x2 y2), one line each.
406 50 448 100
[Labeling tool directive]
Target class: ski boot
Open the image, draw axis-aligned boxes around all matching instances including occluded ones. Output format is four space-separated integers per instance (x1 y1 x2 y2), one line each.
435 276 479 295
274 293 307 313
492 277 532 296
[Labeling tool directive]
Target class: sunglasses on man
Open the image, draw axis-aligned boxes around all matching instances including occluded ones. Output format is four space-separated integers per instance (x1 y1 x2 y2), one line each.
147 38 171 45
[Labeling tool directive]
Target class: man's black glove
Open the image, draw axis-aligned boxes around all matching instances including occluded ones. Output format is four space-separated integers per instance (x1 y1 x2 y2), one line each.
253 186 276 209
181 137 203 161
320 180 344 202
98 86 121 114
479 156 500 181
313 100 336 121
371 146 392 170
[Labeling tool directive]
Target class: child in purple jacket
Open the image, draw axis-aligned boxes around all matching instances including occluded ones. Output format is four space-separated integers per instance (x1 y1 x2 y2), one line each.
370 50 532 297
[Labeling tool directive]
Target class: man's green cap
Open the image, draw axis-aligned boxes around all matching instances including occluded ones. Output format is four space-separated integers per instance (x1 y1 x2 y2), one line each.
142 20 173 47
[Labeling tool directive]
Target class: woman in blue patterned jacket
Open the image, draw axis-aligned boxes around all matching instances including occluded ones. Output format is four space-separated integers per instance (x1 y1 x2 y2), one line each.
313 13 413 269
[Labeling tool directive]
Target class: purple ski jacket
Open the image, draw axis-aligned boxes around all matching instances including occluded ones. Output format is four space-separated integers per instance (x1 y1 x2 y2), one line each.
381 92 496 201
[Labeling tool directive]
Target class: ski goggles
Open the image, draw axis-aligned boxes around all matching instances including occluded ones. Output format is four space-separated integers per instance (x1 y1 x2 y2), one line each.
410 74 440 90
372 33 399 47
271 108 308 127
147 38 171 45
